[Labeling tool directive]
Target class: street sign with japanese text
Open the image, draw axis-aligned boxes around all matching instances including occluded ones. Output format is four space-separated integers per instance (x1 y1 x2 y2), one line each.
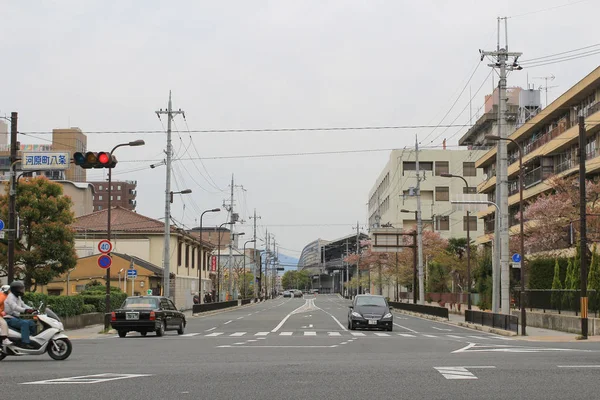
21 152 70 171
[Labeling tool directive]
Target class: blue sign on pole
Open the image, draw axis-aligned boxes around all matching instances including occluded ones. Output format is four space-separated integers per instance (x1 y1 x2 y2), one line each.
0 219 4 231
512 253 522 263
127 269 137 278
97 254 112 269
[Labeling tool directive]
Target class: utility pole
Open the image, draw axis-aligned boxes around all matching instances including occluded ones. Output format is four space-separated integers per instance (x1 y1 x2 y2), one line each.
355 221 360 296
156 91 185 300
415 136 425 304
578 114 589 339
7 112 18 284
272 236 277 297
250 209 261 299
264 229 269 298
481 17 522 314
228 174 234 300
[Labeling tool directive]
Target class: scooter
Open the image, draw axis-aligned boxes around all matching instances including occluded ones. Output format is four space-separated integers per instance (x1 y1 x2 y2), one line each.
0 303 72 361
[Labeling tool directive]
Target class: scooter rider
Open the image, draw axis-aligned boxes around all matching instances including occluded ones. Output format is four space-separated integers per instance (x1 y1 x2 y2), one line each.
0 285 12 346
3 281 37 349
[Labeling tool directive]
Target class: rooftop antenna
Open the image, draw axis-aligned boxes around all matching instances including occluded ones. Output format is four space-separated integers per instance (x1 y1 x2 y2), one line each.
533 74 557 108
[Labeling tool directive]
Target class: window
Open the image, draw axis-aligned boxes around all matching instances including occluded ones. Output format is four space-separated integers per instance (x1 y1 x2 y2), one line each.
47 289 61 296
117 185 121 190
437 216 450 231
111 185 114 190
92 195 95 200
185 245 190 268
75 284 86 293
463 162 476 177
99 185 103 190
98 206 102 210
98 195 103 201
403 161 433 174
191 247 195 269
464 215 477 231
435 161 449 176
168 300 177 311
463 187 477 194
110 196 113 201
435 186 449 201
177 242 182 266
117 196 121 200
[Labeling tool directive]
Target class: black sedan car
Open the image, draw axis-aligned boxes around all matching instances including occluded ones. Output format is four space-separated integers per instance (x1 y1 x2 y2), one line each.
110 296 186 337
347 294 393 331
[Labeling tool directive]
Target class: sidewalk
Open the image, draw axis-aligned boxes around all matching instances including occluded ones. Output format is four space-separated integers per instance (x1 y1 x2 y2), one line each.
447 311 600 342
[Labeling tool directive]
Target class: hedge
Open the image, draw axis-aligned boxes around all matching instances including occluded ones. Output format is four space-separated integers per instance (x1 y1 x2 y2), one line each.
22 291 128 317
528 257 569 289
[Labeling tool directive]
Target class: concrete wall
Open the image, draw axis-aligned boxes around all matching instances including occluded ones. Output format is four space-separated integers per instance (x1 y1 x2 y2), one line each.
511 310 600 336
62 312 104 330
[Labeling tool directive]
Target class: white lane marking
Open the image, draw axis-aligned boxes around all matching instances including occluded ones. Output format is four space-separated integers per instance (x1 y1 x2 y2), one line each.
21 373 153 385
237 317 244 320
233 342 245 345
180 333 200 337
257 338 266 340
350 332 366 336
308 324 313 328
557 365 600 368
247 339 258 342
230 332 246 337
255 332 270 336
374 332 390 337
224 320 232 325
328 332 342 336
432 327 452 332
447 335 463 339
271 300 310 332
435 366 495 380
398 333 416 337
304 331 317 336
205 327 217 332
340 341 348 345
393 323 418 333
453 342 590 354
247 313 252 316
468 335 492 340
206 332 223 337
280 332 293 336
423 334 437 338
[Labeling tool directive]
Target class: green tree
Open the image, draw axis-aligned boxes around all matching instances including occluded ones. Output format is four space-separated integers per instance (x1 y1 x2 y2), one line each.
550 258 562 310
474 247 493 310
0 177 77 291
563 258 575 311
281 270 310 290
588 244 600 316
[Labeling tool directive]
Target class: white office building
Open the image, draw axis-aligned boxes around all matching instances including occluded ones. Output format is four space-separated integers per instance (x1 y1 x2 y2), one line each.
367 148 487 239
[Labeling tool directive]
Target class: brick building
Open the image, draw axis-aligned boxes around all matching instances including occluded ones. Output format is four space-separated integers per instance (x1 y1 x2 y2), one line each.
89 180 137 211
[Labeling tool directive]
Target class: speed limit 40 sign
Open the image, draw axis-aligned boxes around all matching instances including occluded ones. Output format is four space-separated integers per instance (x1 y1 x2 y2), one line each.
98 239 113 254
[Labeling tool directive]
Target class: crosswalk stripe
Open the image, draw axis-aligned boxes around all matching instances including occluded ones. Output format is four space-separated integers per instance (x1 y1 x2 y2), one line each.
447 335 462 339
374 332 390 337
280 332 293 336
230 332 246 337
350 332 366 336
255 332 270 336
398 333 416 337
422 334 437 338
328 332 342 336
304 331 317 336
469 335 491 340
180 333 200 337
205 332 223 337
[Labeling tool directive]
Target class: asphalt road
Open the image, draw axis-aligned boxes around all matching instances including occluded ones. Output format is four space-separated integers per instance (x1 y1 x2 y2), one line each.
1 294 600 400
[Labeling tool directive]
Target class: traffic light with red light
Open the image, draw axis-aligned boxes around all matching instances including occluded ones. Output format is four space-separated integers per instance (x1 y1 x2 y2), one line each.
73 152 118 169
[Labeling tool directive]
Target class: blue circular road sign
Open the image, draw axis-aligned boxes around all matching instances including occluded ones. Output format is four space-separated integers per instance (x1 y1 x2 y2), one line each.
98 254 112 269
512 253 522 263
0 219 5 231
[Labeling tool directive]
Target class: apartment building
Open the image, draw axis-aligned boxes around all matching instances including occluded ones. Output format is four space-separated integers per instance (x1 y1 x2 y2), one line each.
368 148 487 240
89 180 137 211
474 66 600 244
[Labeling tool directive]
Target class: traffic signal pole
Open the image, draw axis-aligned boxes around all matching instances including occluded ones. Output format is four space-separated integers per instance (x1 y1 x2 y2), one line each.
7 112 18 284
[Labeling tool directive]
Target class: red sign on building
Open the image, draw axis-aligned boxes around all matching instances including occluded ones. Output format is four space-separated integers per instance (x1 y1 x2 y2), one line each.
210 256 217 272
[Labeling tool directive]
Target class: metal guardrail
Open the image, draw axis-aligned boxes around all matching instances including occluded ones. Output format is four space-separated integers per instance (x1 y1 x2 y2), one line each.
465 310 518 333
240 298 252 305
388 301 449 319
192 300 238 313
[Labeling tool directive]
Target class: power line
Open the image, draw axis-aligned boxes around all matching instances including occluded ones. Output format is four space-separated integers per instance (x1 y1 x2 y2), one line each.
519 43 600 63
508 0 590 18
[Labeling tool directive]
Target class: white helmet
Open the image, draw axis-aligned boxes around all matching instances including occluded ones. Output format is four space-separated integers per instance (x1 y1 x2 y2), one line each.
0 285 9 294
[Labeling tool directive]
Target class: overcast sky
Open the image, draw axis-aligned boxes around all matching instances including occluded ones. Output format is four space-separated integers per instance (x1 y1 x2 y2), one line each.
2 0 599 261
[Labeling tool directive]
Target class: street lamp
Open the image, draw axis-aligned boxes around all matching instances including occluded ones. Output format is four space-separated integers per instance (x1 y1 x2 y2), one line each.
486 134 526 335
401 209 418 304
243 239 256 299
440 172 473 311
170 188 192 202
198 208 220 304
105 139 145 330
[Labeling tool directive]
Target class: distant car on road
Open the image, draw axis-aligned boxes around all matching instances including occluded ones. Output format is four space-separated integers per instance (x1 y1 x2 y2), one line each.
283 291 292 298
347 294 393 331
110 296 186 338
292 290 303 298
